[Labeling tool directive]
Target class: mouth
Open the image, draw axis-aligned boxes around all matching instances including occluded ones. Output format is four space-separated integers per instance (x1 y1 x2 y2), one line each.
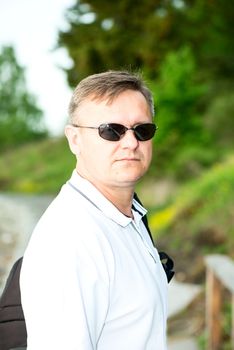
117 158 140 162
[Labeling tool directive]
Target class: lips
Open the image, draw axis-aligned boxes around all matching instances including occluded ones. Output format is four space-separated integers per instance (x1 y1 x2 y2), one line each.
117 158 140 161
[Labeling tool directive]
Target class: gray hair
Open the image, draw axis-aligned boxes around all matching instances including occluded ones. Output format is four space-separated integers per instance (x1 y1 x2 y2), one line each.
68 70 154 123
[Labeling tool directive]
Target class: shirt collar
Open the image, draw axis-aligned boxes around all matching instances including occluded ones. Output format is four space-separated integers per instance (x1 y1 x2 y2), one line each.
132 201 147 228
67 170 147 227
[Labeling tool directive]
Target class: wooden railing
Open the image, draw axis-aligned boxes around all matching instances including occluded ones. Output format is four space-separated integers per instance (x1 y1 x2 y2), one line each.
205 254 234 350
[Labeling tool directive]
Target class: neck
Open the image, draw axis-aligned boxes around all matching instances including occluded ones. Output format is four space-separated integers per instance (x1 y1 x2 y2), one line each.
76 169 135 217
102 187 134 218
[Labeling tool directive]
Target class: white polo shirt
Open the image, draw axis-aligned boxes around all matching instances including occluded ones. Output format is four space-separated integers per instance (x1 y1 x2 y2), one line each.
20 170 168 350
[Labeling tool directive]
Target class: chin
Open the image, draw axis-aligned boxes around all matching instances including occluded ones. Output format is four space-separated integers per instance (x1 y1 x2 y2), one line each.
116 172 144 185
113 163 148 184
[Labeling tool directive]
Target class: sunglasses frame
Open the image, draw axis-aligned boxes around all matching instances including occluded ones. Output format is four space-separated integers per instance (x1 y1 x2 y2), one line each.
71 123 157 141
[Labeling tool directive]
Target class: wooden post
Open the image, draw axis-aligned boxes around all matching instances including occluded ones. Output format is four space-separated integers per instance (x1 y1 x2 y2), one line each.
206 267 222 350
205 255 234 350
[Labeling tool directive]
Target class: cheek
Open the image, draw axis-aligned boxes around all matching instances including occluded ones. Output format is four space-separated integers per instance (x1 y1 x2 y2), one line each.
83 139 116 168
143 142 153 163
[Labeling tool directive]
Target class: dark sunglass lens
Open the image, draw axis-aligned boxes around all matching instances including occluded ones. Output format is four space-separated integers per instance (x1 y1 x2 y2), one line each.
135 124 156 141
99 124 125 141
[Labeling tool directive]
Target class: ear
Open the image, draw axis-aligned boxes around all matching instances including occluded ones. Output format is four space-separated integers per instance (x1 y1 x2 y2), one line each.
64 125 81 156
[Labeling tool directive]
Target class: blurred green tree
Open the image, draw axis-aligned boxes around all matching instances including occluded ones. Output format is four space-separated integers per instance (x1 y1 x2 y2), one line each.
0 46 47 150
153 47 205 144
204 92 234 149
58 0 234 86
58 0 184 85
181 0 234 80
149 46 214 178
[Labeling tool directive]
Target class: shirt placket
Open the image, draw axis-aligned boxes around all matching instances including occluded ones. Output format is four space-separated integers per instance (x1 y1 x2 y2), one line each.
130 220 157 264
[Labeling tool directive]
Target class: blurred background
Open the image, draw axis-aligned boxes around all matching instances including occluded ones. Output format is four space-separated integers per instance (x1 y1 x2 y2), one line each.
0 0 233 349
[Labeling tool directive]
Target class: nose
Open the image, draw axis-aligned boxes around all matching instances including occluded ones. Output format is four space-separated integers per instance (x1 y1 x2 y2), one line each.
120 129 139 149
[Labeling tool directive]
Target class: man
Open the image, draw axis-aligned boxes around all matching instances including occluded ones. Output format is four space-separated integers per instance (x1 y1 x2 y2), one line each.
20 71 169 350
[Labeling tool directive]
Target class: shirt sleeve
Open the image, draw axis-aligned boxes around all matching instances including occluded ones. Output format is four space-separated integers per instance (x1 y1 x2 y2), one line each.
20 221 112 350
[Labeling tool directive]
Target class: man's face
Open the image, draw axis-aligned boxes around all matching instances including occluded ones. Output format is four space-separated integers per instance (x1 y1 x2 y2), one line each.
66 89 154 191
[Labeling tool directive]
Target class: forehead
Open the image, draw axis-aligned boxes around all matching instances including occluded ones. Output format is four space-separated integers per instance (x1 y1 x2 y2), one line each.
74 90 151 123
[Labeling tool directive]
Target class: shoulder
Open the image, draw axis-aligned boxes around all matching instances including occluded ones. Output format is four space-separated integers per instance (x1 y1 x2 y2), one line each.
24 183 114 266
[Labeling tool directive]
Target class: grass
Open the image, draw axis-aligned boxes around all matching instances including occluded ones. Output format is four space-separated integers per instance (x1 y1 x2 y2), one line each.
0 137 75 193
149 154 234 282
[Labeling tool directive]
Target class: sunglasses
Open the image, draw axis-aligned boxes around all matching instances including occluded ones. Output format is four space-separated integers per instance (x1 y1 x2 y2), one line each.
71 123 157 141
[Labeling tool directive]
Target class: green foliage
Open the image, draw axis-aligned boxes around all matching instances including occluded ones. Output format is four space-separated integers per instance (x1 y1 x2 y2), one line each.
153 47 205 143
222 300 232 350
148 46 213 179
58 0 188 84
0 137 74 193
58 0 234 85
204 91 234 149
183 0 234 79
0 46 48 150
